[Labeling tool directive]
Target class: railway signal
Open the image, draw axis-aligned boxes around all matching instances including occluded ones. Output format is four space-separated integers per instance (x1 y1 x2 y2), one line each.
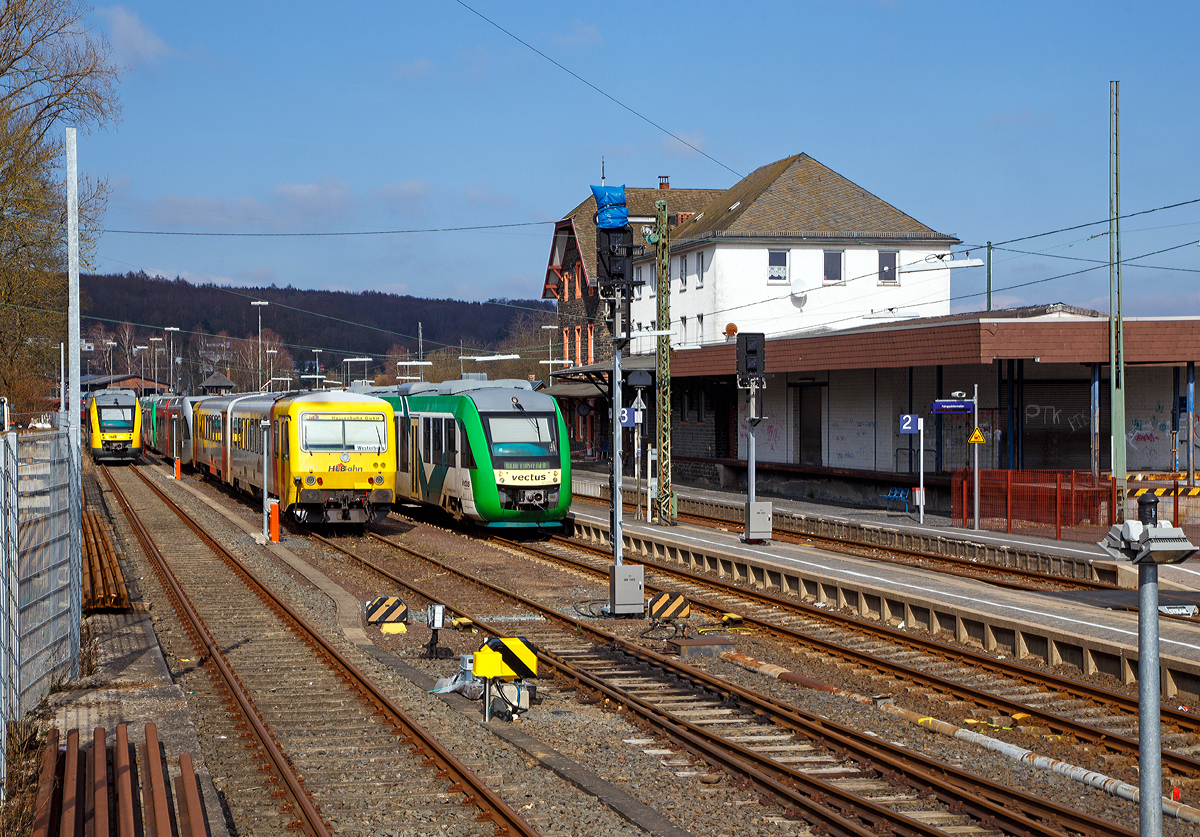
736 332 771 542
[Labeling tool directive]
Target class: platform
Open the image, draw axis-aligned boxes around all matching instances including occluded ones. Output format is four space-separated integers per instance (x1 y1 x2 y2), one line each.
571 467 1200 593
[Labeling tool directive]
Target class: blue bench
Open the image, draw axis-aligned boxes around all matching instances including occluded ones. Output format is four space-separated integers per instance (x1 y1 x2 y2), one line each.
880 487 910 513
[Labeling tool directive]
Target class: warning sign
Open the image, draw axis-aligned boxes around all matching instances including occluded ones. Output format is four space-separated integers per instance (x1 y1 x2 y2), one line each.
967 427 986 444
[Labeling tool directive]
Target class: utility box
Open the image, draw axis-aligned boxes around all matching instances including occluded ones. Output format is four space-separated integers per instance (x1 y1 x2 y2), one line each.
745 501 773 541
609 564 645 615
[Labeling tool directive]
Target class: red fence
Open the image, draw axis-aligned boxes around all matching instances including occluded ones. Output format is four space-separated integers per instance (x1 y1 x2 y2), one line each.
951 469 1127 543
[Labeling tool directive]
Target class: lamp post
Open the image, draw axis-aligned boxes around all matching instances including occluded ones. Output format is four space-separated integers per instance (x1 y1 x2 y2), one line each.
149 337 163 393
309 350 322 389
266 349 277 392
105 341 116 378
344 357 371 388
251 300 268 391
135 346 147 394
396 360 431 382
164 327 180 393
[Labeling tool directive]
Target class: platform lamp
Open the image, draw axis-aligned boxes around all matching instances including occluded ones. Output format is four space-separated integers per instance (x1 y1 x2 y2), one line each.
251 300 268 391
164 327 180 393
104 340 116 378
1099 494 1197 836
149 337 163 393
134 345 147 394
344 357 371 388
266 349 276 392
397 360 432 382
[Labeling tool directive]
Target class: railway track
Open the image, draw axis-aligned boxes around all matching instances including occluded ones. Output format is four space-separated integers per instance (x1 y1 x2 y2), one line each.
308 527 1132 837
102 464 536 837
575 495 1114 592
503 532 1200 783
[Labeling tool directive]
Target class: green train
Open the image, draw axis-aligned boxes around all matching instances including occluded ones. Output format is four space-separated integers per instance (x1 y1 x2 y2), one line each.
362 378 570 528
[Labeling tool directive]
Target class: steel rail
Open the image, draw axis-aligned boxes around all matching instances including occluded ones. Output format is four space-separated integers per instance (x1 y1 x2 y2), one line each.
318 530 1121 837
576 494 1115 592
122 465 537 837
541 532 1200 768
102 467 330 836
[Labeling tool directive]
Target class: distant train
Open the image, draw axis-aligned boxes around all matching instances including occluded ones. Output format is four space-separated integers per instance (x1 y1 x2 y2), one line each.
86 389 143 462
140 394 207 466
363 378 570 528
191 390 396 526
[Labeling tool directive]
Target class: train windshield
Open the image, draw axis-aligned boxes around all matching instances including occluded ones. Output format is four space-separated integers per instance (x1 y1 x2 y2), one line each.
98 406 134 431
301 413 388 452
482 413 558 465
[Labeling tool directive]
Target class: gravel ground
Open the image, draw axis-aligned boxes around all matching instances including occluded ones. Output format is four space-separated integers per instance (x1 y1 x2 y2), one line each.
118 459 1195 835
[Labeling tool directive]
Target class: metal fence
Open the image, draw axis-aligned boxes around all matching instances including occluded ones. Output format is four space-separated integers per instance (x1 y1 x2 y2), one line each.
0 428 81 793
950 468 1127 543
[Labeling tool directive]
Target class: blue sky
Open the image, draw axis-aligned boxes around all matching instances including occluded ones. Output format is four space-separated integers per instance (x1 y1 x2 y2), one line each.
86 1 1200 316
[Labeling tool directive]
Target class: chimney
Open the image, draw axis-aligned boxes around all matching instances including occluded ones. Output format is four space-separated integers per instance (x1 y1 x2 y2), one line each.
658 176 670 190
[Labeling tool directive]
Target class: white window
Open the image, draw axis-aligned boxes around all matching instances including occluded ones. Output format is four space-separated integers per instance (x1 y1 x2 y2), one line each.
679 255 687 291
634 265 643 298
823 250 844 284
696 313 703 344
680 315 688 343
879 251 898 284
696 251 705 288
768 250 787 282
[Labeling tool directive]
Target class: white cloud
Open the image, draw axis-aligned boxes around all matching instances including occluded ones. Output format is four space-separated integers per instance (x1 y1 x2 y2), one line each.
396 58 432 78
136 194 273 228
662 129 706 157
272 177 353 220
376 179 431 215
95 6 172 67
464 182 514 209
549 21 602 49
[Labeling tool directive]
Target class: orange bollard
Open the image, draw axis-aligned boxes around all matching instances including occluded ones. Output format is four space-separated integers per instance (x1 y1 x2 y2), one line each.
269 500 280 543
174 457 181 480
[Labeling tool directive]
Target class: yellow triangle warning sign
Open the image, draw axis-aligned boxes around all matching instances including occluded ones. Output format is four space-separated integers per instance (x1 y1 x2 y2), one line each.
968 427 986 444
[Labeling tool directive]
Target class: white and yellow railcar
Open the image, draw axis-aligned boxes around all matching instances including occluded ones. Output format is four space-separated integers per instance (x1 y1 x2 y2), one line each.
193 390 395 525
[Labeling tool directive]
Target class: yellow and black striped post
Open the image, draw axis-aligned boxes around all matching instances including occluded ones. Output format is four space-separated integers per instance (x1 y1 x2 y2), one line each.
365 596 408 624
648 592 690 621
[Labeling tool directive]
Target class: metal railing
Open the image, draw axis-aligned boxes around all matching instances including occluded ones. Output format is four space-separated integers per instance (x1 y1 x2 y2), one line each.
0 427 80 796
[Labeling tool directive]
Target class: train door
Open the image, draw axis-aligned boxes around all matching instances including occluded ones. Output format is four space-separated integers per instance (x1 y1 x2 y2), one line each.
409 417 419 497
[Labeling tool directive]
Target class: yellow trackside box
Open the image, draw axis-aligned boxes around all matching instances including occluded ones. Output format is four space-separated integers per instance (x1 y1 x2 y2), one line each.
472 637 538 681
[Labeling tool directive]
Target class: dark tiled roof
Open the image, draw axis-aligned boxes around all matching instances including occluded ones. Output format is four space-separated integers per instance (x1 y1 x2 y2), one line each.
671 153 958 244
201 372 235 389
563 187 726 282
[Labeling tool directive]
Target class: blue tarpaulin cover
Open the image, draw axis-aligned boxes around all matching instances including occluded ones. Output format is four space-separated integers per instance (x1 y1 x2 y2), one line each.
591 185 628 229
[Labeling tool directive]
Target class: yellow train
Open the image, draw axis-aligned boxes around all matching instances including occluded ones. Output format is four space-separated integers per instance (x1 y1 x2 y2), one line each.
85 389 143 462
192 390 395 526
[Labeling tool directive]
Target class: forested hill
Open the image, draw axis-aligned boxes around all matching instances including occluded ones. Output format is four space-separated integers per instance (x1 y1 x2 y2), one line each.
81 271 553 356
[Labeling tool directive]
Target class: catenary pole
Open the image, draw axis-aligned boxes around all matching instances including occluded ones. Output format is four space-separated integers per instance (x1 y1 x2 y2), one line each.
654 199 672 523
1110 81 1127 501
986 242 992 312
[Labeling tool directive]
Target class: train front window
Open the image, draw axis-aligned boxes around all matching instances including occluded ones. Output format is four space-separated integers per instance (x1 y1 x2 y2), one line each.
98 406 134 431
482 413 558 467
301 413 387 452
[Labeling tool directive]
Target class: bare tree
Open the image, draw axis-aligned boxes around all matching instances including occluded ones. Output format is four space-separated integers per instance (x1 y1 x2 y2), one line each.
0 0 120 416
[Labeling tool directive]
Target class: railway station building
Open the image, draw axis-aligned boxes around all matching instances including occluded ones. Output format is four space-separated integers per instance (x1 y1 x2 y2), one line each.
543 154 1200 508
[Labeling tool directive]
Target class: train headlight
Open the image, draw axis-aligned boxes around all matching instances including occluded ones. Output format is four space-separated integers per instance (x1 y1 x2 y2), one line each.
374 474 385 485
305 475 316 486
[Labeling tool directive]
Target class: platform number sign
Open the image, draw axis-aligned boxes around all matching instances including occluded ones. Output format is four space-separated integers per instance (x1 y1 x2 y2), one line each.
620 407 636 428
899 414 919 435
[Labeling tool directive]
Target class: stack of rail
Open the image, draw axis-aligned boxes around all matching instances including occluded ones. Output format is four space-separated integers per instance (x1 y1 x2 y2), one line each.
32 723 209 837
82 509 129 610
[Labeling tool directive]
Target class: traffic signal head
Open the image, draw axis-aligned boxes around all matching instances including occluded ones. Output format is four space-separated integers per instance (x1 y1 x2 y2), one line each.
596 226 633 289
737 332 766 377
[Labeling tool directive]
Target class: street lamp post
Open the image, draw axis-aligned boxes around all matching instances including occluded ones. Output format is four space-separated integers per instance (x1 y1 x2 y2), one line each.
396 360 431 382
266 349 277 392
309 350 322 389
135 346 147 394
149 337 163 393
105 341 117 378
344 357 371 388
251 301 268 391
164 327 180 393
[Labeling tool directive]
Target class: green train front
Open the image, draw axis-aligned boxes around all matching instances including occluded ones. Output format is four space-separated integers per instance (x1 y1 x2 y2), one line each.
370 379 570 528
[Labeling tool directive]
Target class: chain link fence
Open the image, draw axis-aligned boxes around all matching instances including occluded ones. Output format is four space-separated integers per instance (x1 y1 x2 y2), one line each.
0 428 81 794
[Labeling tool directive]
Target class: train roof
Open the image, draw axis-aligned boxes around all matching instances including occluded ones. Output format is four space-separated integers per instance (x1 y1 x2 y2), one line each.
194 389 393 412
359 379 557 412
92 389 138 406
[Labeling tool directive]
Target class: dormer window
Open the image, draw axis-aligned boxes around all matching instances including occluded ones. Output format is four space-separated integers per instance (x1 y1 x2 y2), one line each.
768 250 788 282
